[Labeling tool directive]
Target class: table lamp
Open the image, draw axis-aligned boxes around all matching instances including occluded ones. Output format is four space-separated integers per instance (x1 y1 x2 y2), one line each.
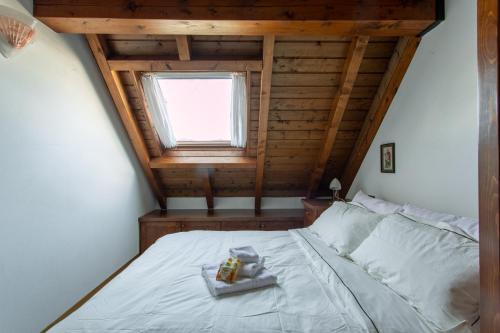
329 178 341 202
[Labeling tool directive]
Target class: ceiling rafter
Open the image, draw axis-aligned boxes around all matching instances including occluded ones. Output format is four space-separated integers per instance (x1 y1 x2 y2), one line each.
129 70 163 157
86 34 166 209
306 36 370 198
34 0 443 36
201 169 214 210
108 59 263 72
255 34 275 212
175 35 191 61
340 37 421 197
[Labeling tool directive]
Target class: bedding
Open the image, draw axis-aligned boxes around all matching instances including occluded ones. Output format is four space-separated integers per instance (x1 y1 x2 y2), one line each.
48 229 476 333
350 214 479 331
400 204 479 241
351 190 402 214
309 201 384 255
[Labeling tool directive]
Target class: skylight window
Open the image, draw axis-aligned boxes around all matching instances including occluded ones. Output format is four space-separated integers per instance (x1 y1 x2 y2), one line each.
158 76 232 143
141 72 247 149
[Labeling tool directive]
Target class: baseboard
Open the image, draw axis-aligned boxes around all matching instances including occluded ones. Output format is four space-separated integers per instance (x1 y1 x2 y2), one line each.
41 254 139 333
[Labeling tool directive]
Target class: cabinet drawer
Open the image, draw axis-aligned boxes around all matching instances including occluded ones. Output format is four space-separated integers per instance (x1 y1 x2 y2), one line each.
221 220 260 231
260 220 298 231
140 221 180 253
181 220 221 231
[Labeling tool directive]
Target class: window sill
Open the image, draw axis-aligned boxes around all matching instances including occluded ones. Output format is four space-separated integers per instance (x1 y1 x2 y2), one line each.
163 146 247 157
149 156 256 169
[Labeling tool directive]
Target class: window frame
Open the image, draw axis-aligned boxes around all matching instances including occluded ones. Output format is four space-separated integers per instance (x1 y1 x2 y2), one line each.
151 71 246 149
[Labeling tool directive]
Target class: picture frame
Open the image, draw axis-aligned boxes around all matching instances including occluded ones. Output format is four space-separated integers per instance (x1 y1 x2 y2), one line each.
380 143 395 173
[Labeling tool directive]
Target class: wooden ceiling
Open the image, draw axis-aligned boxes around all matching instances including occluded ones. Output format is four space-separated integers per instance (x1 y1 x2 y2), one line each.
34 0 443 210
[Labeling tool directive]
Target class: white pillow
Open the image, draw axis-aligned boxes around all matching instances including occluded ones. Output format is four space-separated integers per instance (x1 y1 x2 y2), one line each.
450 217 479 241
350 214 479 330
309 201 384 255
351 190 402 214
401 203 479 241
400 203 456 223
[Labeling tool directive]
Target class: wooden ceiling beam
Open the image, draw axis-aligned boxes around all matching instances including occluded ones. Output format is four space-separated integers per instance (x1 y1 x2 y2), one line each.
86 34 166 209
340 37 421 197
254 35 275 212
129 70 163 157
306 36 369 198
34 1 443 36
201 169 214 211
108 59 263 72
150 156 257 169
175 35 191 61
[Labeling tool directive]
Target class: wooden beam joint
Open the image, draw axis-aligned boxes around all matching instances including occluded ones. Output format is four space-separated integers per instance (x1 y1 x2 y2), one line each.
306 36 370 198
254 35 275 212
340 36 420 197
201 169 214 210
175 35 191 61
86 34 166 209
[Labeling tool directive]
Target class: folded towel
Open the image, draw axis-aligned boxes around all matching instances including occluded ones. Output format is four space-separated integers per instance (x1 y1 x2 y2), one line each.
229 246 259 263
238 257 265 278
202 265 277 297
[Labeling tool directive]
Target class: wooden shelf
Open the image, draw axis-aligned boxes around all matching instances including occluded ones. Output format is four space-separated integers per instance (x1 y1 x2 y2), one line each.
149 156 257 169
139 209 305 253
140 209 304 223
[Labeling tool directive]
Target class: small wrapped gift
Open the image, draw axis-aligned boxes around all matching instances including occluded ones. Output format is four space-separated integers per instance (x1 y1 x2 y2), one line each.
216 257 241 283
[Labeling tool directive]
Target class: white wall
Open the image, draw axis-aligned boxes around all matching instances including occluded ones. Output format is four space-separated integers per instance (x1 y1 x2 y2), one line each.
0 1 158 332
348 0 478 218
167 197 305 209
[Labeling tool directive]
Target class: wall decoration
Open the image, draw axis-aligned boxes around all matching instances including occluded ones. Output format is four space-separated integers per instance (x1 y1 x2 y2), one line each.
380 143 395 173
0 5 37 58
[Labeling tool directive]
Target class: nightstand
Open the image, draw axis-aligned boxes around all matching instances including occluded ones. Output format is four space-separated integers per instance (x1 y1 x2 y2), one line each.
302 199 332 227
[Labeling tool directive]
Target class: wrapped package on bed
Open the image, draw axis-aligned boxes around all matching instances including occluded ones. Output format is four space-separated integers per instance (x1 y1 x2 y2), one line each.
202 264 277 296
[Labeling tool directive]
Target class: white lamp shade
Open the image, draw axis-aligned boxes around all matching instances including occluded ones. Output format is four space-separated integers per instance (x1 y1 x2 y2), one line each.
329 178 341 190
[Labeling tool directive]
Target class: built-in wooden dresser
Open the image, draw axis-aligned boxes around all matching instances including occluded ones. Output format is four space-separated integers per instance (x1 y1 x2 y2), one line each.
302 199 332 227
139 209 304 253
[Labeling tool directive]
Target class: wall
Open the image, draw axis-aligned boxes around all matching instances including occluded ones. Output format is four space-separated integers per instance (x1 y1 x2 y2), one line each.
0 1 158 332
167 197 305 209
347 0 478 218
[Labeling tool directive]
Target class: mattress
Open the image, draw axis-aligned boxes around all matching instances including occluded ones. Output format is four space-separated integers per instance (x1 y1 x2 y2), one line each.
48 229 471 333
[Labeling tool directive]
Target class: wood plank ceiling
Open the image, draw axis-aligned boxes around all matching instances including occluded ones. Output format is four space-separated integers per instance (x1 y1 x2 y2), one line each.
34 1 443 210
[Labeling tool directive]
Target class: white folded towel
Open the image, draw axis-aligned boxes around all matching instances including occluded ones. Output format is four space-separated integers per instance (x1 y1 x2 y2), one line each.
238 257 265 278
201 265 277 297
229 246 259 263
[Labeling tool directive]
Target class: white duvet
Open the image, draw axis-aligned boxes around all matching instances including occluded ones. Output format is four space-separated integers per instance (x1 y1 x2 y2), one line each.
49 229 469 333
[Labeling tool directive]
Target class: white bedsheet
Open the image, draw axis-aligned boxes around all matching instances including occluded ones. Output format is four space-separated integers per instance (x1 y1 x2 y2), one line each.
48 229 472 333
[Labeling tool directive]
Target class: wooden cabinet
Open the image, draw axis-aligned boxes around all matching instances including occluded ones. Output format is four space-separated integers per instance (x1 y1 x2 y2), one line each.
139 221 180 253
181 220 221 231
139 209 304 253
220 220 260 231
302 199 332 227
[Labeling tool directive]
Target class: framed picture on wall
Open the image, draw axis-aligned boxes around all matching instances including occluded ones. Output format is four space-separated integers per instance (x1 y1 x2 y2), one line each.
380 143 395 173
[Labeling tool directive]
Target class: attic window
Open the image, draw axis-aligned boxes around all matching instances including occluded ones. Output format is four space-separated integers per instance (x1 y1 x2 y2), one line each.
141 72 247 149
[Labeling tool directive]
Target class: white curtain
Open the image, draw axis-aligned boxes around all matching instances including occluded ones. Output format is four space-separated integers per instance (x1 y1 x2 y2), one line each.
141 74 177 148
230 73 247 148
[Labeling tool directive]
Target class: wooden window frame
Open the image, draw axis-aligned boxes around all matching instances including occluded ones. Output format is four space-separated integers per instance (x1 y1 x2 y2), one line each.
144 71 250 155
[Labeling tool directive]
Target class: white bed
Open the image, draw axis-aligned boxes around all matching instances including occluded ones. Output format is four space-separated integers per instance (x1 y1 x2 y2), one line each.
48 228 474 333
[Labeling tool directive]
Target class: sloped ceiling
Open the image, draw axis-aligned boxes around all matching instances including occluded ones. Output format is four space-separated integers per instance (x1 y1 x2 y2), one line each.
34 0 443 210
112 35 395 197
